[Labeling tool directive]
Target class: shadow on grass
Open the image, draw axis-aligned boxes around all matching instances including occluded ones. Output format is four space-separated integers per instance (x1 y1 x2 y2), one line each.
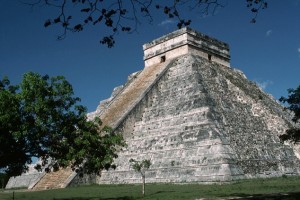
148 190 176 196
53 196 134 200
53 191 176 200
224 192 300 200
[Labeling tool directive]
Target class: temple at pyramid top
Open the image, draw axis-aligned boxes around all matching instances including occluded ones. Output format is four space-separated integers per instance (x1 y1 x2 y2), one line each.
143 27 230 67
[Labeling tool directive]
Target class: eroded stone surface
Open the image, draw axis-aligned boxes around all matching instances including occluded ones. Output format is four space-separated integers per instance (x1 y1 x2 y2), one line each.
143 27 230 67
97 54 299 184
9 28 299 189
5 164 43 189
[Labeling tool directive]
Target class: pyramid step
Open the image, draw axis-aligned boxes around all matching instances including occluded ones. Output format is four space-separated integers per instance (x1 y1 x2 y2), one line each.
100 59 172 129
31 167 74 190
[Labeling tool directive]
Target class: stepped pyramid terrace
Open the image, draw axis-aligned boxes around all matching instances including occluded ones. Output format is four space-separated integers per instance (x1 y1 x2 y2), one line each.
6 27 300 190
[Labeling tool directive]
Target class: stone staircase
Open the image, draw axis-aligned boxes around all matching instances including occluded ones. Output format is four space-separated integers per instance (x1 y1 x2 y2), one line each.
100 59 173 129
31 167 75 190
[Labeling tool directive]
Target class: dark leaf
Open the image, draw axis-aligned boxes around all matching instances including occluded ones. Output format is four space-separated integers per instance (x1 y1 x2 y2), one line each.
141 7 148 13
184 19 191 26
164 6 170 14
100 35 115 48
177 22 182 29
73 24 83 31
120 9 127 15
81 8 90 12
44 20 51 27
98 15 103 22
105 18 113 27
251 8 258 13
54 17 61 23
62 22 69 27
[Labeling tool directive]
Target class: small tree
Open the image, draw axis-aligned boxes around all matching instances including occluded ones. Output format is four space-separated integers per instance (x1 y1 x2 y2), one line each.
129 158 151 197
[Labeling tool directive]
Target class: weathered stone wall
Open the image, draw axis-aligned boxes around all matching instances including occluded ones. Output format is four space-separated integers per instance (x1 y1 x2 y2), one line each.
5 174 43 189
191 57 298 177
98 54 299 184
68 173 97 187
5 164 44 189
144 45 189 68
143 27 230 67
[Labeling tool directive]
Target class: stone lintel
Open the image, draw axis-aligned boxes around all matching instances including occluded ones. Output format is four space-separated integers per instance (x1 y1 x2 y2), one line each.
143 27 230 67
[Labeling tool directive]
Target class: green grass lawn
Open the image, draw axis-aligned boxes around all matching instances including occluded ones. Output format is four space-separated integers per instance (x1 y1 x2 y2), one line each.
1 176 300 200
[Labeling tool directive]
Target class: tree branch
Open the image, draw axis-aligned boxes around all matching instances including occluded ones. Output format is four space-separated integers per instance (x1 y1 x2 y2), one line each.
22 0 268 47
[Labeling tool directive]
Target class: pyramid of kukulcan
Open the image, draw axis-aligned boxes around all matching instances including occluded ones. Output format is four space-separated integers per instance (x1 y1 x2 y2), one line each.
89 27 300 184
8 28 299 190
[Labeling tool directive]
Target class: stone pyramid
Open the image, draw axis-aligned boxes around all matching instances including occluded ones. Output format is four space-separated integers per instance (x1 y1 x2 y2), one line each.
88 27 300 184
11 28 299 190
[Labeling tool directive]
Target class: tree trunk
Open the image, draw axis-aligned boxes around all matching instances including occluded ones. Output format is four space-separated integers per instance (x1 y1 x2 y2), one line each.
142 175 145 197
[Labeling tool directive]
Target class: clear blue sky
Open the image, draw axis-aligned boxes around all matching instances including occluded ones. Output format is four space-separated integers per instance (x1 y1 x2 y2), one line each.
1 0 299 113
